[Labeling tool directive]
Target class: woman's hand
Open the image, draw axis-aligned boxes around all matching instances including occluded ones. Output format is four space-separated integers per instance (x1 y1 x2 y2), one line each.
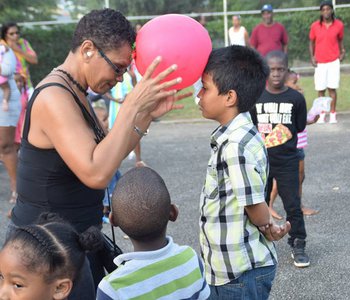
149 91 192 120
124 56 182 113
6 40 21 53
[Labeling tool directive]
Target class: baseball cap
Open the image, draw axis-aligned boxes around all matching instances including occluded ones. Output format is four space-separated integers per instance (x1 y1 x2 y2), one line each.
261 4 273 12
320 1 333 10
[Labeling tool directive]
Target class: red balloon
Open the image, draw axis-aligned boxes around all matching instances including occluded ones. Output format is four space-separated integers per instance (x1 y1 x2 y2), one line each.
135 14 212 90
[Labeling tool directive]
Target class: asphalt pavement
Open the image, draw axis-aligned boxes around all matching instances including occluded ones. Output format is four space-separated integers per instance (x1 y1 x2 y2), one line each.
1 113 349 299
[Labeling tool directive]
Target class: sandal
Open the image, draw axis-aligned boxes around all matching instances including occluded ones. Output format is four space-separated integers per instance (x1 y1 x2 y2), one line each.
9 191 17 204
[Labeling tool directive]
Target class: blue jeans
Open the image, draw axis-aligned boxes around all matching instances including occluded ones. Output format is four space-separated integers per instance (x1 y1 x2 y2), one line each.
208 265 276 300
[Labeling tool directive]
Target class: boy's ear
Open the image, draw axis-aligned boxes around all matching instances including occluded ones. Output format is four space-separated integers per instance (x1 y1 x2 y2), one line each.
226 90 238 107
169 204 178 222
52 278 73 300
109 211 118 227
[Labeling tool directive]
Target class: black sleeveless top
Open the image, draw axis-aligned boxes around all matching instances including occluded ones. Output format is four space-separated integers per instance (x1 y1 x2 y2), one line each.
12 83 105 232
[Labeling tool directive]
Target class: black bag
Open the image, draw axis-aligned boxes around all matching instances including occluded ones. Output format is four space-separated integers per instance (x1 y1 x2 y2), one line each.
100 188 123 273
100 232 123 273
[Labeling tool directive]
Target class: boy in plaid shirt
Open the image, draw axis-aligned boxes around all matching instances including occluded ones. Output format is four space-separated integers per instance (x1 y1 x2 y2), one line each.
197 45 290 299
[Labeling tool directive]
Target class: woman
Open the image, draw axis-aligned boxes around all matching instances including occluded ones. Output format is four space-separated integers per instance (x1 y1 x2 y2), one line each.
1 22 38 93
0 47 21 204
1 22 38 147
9 8 187 299
228 15 250 47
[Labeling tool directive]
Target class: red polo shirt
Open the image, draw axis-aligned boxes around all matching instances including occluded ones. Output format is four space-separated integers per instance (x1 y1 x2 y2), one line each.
250 22 288 56
309 19 344 63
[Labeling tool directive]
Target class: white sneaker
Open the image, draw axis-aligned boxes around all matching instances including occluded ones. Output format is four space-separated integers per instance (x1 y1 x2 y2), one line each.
329 112 337 124
316 112 326 124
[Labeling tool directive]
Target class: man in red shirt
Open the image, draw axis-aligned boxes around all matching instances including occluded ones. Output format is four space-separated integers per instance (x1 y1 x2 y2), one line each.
309 0 345 124
250 4 288 57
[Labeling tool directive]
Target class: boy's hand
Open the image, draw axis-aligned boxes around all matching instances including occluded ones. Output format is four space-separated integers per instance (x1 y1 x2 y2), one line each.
259 221 291 241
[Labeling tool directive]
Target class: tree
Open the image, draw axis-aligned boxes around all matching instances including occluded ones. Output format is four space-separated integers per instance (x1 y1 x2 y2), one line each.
0 0 57 23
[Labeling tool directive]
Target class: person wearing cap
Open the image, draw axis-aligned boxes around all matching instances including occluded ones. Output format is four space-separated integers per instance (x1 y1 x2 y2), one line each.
250 4 288 56
309 1 344 124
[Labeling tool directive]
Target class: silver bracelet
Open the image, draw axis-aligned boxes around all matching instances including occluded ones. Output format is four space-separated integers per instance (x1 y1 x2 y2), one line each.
133 125 149 137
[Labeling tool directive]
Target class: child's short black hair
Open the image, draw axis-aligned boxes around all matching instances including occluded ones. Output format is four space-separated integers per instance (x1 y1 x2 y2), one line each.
111 167 171 241
204 45 269 112
265 50 288 67
3 213 103 284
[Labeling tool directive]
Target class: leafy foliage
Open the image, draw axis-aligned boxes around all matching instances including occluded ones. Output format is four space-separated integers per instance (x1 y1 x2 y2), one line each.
22 25 75 85
0 0 57 23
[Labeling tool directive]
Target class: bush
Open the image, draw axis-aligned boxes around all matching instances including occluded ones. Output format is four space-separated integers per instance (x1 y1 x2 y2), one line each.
22 8 350 85
22 24 75 85
205 8 350 65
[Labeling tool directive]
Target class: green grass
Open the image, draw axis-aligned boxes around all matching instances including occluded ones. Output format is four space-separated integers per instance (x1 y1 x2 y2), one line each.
300 73 350 112
162 73 350 120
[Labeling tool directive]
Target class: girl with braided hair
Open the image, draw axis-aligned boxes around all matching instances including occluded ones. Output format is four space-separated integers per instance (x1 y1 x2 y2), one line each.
0 213 103 300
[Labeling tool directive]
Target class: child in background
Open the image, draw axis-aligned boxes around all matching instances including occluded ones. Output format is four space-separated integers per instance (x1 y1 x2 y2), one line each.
0 212 103 300
256 51 310 268
197 45 290 299
14 72 28 147
269 69 319 220
0 44 11 111
109 68 146 167
97 167 210 300
92 99 121 221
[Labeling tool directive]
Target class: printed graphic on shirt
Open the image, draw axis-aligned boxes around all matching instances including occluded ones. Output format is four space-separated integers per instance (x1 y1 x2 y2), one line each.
264 124 292 148
256 102 294 132
256 102 294 147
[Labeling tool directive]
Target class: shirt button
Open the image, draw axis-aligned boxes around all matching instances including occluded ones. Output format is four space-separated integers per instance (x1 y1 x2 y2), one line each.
213 146 218 151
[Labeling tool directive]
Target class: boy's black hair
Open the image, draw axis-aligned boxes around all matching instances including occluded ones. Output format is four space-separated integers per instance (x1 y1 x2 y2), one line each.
71 8 136 52
3 213 103 284
265 50 288 67
204 45 269 112
111 167 171 242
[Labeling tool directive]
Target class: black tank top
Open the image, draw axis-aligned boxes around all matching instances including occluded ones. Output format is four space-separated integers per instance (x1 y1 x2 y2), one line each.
12 83 105 232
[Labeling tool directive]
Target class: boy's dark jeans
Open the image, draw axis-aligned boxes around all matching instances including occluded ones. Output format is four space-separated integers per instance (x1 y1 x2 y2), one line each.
266 158 307 245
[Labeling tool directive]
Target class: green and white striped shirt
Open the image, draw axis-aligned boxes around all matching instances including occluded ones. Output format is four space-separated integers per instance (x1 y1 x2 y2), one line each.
97 236 210 299
199 112 277 286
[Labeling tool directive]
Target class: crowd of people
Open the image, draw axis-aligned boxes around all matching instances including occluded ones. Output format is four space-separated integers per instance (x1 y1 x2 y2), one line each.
0 1 345 299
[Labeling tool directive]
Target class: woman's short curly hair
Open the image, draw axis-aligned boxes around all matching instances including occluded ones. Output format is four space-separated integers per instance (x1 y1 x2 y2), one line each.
71 9 136 52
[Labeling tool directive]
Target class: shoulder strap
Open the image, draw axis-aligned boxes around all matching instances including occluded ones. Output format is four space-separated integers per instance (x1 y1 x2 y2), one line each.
22 82 106 143
22 83 73 140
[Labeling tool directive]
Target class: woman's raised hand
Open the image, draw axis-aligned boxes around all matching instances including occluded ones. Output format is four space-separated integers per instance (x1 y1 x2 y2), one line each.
125 56 182 113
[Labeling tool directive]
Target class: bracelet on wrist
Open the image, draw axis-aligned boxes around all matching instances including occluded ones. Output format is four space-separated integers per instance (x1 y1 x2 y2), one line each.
133 125 149 137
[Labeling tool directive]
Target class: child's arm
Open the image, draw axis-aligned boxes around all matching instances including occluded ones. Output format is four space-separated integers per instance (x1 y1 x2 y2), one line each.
245 202 270 227
295 94 307 133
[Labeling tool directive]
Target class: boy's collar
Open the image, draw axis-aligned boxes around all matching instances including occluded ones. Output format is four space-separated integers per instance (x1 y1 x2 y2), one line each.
211 112 252 147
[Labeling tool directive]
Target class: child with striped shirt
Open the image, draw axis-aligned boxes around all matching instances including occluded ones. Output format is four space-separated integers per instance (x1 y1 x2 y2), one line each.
97 167 210 300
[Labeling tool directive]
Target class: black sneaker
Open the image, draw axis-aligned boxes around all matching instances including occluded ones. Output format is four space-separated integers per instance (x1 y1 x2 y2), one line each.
291 239 310 268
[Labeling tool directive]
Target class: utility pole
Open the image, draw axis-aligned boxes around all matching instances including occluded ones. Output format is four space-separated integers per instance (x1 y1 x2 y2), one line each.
223 0 228 46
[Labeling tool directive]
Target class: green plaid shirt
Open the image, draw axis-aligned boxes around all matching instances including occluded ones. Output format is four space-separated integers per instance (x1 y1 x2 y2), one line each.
199 112 277 286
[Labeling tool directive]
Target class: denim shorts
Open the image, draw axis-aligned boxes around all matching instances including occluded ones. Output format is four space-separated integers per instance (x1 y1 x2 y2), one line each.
208 265 276 300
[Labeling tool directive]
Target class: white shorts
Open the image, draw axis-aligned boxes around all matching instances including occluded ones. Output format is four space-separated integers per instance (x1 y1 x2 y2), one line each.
314 59 340 91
